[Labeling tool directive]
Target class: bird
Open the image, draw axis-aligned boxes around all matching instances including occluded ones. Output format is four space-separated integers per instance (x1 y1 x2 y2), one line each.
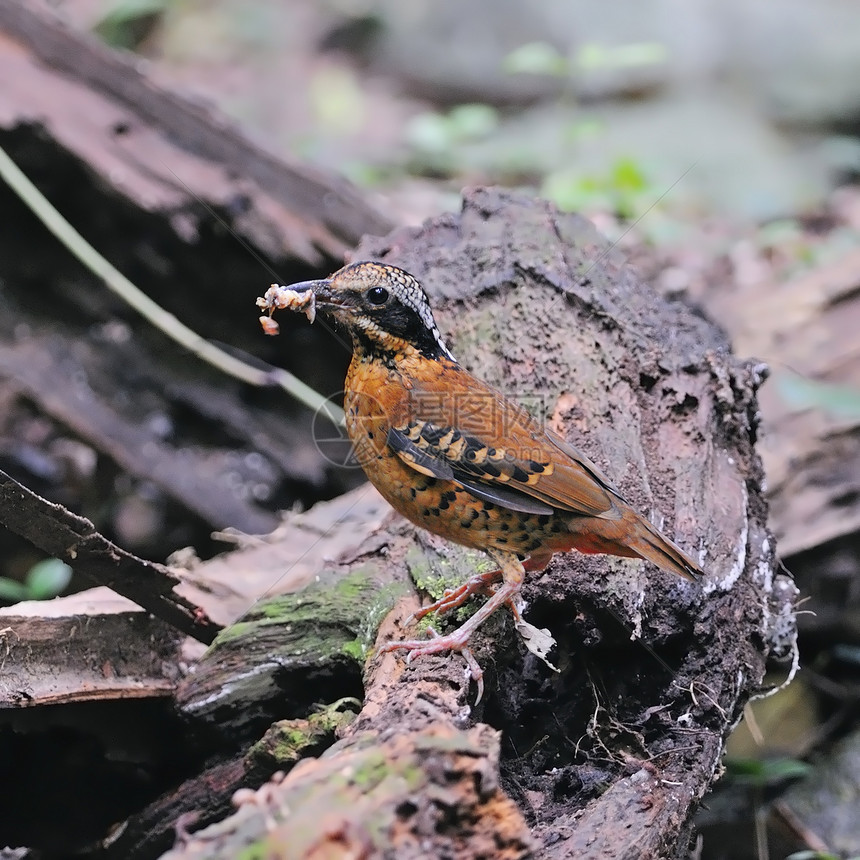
258 261 703 700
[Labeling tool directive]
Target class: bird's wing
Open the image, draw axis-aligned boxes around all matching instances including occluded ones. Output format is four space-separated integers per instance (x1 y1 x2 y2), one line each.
387 425 555 515
387 365 621 518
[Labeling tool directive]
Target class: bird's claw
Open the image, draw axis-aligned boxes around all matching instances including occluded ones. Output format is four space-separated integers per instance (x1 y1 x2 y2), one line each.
378 628 485 703
406 570 502 624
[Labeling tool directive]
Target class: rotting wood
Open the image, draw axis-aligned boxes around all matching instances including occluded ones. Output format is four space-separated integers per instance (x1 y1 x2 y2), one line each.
175 483 391 628
160 189 797 859
0 483 390 710
104 703 359 860
161 719 535 860
703 247 860 559
0 1 392 262
0 467 219 644
0 587 180 707
0 0 389 549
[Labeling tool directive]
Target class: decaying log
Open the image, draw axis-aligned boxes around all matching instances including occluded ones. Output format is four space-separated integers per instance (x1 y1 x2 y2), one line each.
0 482 388 854
162 721 535 860
701 247 860 638
0 467 219 643
703 246 860 559
165 188 797 859
175 483 392 628
0 0 392 262
0 0 388 551
105 703 360 860
0 586 180 707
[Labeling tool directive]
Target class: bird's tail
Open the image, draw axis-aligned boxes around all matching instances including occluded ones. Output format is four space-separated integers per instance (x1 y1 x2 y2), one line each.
632 517 702 582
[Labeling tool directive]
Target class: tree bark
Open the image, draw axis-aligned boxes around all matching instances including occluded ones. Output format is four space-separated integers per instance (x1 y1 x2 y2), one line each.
0 0 392 260
0 468 219 643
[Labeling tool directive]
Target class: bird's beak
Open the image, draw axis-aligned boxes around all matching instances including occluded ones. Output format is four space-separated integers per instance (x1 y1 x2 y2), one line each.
286 279 353 311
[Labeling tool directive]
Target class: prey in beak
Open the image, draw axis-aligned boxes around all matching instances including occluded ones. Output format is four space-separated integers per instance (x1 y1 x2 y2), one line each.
257 279 354 334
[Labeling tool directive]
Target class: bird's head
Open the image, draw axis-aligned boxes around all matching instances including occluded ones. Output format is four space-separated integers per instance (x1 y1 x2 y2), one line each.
285 262 454 361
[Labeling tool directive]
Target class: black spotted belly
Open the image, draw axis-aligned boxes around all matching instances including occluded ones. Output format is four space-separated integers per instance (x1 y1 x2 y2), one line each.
362 450 568 555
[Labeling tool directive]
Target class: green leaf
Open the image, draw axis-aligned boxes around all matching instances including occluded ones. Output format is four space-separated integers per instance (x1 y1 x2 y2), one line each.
786 852 844 860
406 104 498 156
93 0 167 49
611 157 648 192
575 42 668 71
309 66 365 135
725 756 812 785
503 42 569 76
446 104 498 139
832 644 860 666
407 112 453 152
24 559 73 600
0 578 30 603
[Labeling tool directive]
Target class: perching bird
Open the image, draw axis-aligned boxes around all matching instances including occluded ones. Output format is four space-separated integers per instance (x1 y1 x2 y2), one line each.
258 261 702 699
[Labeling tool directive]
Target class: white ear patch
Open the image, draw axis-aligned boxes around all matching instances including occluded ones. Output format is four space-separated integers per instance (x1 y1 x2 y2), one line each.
385 268 456 361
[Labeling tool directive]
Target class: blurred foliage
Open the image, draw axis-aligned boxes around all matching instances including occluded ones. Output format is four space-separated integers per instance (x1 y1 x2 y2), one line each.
0 558 73 604
787 853 860 860
724 756 812 787
92 0 168 50
407 104 499 154
406 104 500 173
402 41 678 228
727 677 819 762
831 643 860 666
752 218 860 279
309 65 366 136
542 156 652 220
503 41 570 77
503 40 667 77
576 42 668 72
776 373 860 420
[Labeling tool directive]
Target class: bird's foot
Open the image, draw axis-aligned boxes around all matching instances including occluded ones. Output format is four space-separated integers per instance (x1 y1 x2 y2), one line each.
379 580 521 704
408 569 502 623
379 626 485 702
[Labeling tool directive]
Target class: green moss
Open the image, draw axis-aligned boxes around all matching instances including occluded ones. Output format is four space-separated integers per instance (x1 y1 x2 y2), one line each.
352 577 412 651
332 747 426 796
404 544 498 623
341 639 365 660
406 546 463 598
236 843 268 860
248 701 359 771
209 620 255 647
349 749 388 789
397 760 426 793
208 567 409 667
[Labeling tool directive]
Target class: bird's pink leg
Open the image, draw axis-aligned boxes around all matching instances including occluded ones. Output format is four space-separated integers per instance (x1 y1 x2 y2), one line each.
379 550 553 702
407 550 554 622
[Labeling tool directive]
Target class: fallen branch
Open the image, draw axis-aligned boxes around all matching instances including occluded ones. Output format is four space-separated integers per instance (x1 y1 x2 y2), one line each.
0 468 219 644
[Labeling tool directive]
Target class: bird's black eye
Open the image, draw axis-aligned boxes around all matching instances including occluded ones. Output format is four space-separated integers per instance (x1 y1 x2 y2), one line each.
367 287 389 305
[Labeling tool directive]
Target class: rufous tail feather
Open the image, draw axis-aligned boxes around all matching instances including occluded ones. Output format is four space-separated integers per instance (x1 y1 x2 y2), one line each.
634 520 702 582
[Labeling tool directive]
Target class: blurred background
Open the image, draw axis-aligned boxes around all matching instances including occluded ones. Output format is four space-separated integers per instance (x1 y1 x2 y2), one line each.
2 0 860 857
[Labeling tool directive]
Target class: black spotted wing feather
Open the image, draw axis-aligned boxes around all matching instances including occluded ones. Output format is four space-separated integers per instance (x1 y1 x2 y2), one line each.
387 426 554 515
387 366 623 520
